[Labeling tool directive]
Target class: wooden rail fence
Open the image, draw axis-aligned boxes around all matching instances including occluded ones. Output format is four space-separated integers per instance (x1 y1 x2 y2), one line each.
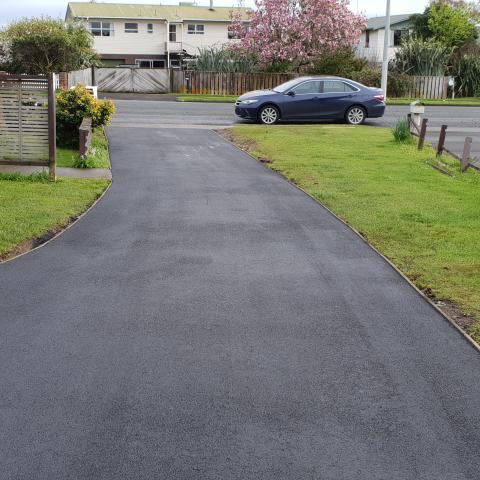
0 73 56 180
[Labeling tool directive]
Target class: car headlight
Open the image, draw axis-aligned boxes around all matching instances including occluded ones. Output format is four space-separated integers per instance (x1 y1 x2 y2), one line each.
241 99 258 105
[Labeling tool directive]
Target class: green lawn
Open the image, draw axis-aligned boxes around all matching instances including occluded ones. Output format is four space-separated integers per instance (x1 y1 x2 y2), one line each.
388 97 480 106
228 124 480 342
57 128 110 168
176 94 238 103
0 173 109 259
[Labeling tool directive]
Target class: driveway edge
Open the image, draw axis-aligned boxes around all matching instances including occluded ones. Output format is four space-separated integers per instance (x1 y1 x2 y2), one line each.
217 128 480 353
0 180 112 265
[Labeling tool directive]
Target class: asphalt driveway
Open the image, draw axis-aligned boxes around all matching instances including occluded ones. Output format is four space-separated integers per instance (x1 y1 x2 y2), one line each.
1 100 480 479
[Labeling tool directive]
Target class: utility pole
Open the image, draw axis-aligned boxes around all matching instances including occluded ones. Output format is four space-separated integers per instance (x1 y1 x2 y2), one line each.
381 0 391 99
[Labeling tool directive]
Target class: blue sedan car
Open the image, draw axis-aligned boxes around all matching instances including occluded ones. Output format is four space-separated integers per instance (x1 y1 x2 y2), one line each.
235 76 385 125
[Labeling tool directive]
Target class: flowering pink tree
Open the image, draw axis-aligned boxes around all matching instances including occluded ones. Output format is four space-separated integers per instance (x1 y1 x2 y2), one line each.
231 0 366 70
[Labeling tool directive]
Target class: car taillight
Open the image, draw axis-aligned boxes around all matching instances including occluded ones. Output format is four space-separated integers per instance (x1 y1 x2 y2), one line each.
374 94 385 102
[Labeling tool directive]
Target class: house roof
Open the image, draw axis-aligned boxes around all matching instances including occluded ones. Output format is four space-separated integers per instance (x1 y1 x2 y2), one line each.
66 2 251 22
366 14 413 31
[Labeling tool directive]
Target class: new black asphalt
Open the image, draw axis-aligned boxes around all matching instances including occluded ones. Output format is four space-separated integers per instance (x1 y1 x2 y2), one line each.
1 101 480 479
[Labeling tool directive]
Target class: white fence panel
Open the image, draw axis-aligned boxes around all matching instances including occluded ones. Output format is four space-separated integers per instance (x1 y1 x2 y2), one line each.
94 68 169 93
68 68 93 88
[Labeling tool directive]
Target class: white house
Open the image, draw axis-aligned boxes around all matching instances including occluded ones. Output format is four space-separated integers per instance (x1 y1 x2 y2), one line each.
355 14 414 64
65 2 251 68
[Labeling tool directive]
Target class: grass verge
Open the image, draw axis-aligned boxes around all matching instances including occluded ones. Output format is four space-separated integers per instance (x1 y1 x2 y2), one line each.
0 173 109 260
387 97 480 107
57 128 110 169
176 94 238 103
225 124 480 343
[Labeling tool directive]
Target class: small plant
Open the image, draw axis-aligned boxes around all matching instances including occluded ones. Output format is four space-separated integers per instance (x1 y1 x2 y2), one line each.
392 118 413 143
56 85 115 148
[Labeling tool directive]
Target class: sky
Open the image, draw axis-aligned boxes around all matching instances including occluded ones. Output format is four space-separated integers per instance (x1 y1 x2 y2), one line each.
0 0 430 26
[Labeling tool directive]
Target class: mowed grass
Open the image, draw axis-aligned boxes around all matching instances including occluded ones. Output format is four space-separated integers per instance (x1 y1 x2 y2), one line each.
57 128 110 169
176 94 238 103
0 174 109 258
387 97 480 106
229 124 480 341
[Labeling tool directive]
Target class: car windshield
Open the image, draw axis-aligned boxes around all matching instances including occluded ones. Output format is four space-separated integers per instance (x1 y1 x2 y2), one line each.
273 78 304 93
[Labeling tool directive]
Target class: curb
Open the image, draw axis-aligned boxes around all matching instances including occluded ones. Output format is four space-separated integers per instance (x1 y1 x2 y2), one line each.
216 128 480 353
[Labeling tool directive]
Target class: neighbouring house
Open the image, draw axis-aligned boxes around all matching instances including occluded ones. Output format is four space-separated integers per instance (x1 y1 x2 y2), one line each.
65 1 251 68
355 14 415 64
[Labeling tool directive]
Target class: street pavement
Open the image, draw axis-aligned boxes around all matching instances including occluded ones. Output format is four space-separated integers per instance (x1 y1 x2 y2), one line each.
1 100 480 479
111 99 480 167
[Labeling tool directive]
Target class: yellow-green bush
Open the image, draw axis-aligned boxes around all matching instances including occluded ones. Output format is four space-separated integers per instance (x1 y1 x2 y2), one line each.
56 85 115 147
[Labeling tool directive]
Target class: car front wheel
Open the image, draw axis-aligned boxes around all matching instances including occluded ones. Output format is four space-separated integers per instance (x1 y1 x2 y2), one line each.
259 105 279 125
345 106 366 125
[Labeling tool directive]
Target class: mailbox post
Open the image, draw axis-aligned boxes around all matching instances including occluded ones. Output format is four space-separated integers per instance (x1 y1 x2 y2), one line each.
409 100 425 133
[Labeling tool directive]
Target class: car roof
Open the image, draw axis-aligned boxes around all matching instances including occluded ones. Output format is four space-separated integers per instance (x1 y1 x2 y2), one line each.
294 76 353 82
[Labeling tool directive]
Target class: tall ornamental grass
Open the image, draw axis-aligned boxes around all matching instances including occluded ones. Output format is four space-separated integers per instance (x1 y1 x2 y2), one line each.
390 36 452 76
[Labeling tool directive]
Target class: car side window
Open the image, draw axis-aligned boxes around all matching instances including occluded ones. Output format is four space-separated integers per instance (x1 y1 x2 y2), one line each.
291 81 321 95
322 81 356 93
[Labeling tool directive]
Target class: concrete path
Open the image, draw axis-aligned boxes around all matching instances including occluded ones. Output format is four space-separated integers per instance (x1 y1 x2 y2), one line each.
1 100 480 479
0 164 112 179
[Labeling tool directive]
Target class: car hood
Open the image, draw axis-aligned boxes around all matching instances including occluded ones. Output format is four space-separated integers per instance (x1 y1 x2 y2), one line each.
237 90 278 101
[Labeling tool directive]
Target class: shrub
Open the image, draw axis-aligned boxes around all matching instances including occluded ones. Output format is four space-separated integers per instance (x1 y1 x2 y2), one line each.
452 53 480 97
191 46 258 73
0 18 98 74
309 47 369 77
390 36 452 76
56 85 115 147
392 118 413 143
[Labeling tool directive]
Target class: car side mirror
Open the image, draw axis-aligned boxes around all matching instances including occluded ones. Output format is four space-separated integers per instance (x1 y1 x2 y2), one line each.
287 90 295 97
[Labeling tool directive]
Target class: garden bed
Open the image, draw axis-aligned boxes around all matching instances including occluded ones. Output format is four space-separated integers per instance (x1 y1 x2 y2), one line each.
57 127 110 169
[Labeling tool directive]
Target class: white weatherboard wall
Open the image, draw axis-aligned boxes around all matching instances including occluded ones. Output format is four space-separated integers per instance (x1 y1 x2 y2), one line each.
91 19 167 56
356 29 400 63
88 19 234 57
181 21 232 55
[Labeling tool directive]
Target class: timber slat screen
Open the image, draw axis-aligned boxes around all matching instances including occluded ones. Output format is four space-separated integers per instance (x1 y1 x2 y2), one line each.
0 74 55 178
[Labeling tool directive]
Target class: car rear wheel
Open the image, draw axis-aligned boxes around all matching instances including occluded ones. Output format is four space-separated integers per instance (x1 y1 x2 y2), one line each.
259 105 279 125
345 106 366 125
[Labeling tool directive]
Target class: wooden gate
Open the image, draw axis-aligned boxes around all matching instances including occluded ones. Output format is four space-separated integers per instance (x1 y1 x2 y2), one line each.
95 68 170 93
0 74 56 180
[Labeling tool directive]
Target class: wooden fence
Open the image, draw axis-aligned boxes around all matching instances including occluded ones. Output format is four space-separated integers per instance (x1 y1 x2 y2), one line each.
404 76 449 99
0 74 56 180
171 70 297 96
65 68 450 99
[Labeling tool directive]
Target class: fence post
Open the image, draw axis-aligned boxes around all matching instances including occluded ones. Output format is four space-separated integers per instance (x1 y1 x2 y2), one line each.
47 73 56 182
461 137 472 172
437 124 447 156
418 118 428 150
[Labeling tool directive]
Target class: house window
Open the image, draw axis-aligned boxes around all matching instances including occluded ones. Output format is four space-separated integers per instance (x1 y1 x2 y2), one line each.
147 23 154 33
125 22 139 33
365 29 370 48
90 21 113 37
169 24 177 42
394 29 408 46
228 24 239 39
136 59 166 69
187 24 204 35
